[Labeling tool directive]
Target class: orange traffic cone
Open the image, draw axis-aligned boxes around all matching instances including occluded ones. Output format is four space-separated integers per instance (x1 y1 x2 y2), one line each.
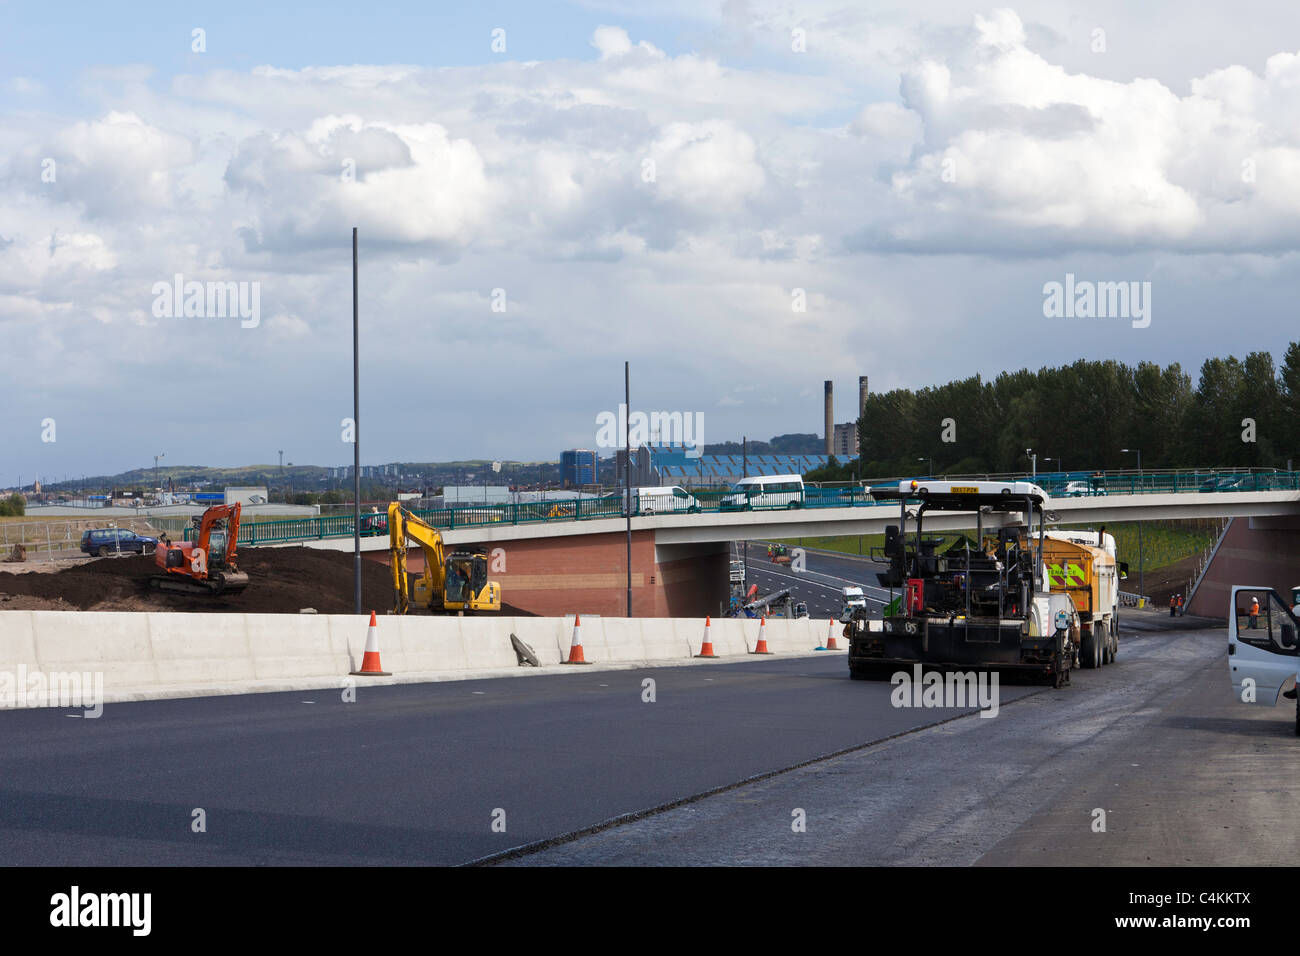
825 618 841 651
695 615 718 658
564 613 591 664
350 611 392 676
751 615 773 655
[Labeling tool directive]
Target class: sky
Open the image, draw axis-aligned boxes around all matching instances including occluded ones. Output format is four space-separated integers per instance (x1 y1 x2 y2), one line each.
4 0 1300 482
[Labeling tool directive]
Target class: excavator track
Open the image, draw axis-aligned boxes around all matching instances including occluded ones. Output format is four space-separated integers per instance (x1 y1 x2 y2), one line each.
148 571 249 596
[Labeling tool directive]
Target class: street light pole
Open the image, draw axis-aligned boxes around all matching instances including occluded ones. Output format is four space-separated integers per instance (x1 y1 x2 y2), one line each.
1122 448 1143 601
624 361 632 618
742 436 748 593
352 227 362 616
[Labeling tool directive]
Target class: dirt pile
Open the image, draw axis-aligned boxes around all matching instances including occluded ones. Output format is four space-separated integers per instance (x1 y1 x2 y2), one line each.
0 547 534 615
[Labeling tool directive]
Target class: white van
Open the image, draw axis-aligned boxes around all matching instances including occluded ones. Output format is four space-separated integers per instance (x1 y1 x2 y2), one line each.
840 586 867 622
720 474 805 510
1227 585 1299 735
636 486 699 514
730 559 746 585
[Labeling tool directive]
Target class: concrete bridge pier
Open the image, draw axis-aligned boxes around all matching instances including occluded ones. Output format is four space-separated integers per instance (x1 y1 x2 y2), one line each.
365 531 732 618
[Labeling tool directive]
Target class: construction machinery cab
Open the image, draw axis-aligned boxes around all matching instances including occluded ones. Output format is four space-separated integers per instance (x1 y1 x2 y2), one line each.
389 503 502 614
855 479 1077 687
151 503 249 595
444 552 489 604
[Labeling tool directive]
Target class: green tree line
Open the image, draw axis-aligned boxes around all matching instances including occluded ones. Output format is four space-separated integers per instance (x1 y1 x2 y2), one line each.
809 344 1300 481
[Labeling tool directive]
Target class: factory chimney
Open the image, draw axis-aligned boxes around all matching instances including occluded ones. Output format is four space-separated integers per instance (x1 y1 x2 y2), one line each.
858 375 869 418
824 380 833 456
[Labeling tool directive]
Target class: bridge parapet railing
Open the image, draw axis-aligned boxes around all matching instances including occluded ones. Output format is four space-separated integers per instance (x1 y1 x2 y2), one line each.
189 469 1300 545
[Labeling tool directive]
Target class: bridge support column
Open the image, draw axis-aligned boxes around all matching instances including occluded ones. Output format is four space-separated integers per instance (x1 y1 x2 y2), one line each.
1188 516 1300 617
368 531 730 618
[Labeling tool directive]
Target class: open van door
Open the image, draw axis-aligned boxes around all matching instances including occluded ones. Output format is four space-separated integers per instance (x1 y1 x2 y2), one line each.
1227 586 1299 719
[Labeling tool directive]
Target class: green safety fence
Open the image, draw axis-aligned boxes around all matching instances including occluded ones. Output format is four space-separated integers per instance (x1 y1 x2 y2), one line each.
182 470 1300 545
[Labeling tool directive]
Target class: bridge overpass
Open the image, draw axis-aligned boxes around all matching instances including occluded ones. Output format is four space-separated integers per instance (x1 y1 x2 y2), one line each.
227 473 1300 619
294 487 1300 549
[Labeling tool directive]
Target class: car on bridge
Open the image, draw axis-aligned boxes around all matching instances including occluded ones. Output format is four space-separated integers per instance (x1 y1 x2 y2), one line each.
1060 480 1105 497
80 528 158 557
1200 475 1247 492
360 510 388 536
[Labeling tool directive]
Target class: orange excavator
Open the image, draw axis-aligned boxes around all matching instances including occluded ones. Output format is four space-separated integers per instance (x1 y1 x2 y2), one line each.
150 503 250 595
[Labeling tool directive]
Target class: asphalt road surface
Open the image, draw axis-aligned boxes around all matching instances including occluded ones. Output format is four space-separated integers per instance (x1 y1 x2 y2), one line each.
0 651 1037 866
1 614 1288 866
735 543 891 619
508 620 1296 866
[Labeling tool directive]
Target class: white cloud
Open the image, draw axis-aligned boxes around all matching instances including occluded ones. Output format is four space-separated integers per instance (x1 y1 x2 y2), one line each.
592 26 634 59
5 14 1300 472
864 10 1300 253
649 120 767 211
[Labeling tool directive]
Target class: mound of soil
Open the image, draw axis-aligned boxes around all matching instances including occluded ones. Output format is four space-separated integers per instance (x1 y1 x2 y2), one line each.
0 547 534 616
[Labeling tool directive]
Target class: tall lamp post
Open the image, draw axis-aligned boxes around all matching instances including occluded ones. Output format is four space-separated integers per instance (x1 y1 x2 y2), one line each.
917 457 932 476
351 227 361 616
1025 448 1037 480
1121 448 1143 602
154 454 164 502
624 361 632 618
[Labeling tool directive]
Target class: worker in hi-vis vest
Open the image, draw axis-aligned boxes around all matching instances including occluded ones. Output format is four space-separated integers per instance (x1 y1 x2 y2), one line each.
1248 596 1260 629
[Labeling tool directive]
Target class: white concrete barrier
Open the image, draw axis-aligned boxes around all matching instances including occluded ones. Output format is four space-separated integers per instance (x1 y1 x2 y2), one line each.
152 613 254 685
0 610 842 705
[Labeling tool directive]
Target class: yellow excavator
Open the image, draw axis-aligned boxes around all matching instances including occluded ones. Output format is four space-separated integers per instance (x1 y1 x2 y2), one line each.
387 502 502 614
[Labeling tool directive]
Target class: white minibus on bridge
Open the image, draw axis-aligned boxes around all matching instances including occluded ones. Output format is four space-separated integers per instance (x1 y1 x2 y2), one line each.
721 474 805 510
635 486 700 514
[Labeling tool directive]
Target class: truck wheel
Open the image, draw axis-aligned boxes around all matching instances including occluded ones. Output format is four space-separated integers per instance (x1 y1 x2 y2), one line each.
1080 627 1097 669
849 665 869 681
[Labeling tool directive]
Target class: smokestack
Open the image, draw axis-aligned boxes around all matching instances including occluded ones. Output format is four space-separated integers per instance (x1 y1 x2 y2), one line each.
824 380 833 456
858 375 868 419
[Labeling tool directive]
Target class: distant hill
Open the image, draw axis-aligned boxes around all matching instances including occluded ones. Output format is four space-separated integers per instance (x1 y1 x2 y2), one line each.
33 436 829 496
37 459 562 496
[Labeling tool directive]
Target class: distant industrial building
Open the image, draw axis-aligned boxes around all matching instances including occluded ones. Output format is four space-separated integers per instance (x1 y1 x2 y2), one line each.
440 485 515 505
428 487 602 508
832 423 859 457
824 375 868 456
560 449 598 487
630 443 851 488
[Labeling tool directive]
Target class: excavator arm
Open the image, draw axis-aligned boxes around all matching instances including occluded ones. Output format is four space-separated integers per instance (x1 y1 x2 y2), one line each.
197 503 242 569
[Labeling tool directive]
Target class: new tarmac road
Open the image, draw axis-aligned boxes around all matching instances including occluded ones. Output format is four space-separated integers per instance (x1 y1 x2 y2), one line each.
0 614 1289 866
736 543 891 619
